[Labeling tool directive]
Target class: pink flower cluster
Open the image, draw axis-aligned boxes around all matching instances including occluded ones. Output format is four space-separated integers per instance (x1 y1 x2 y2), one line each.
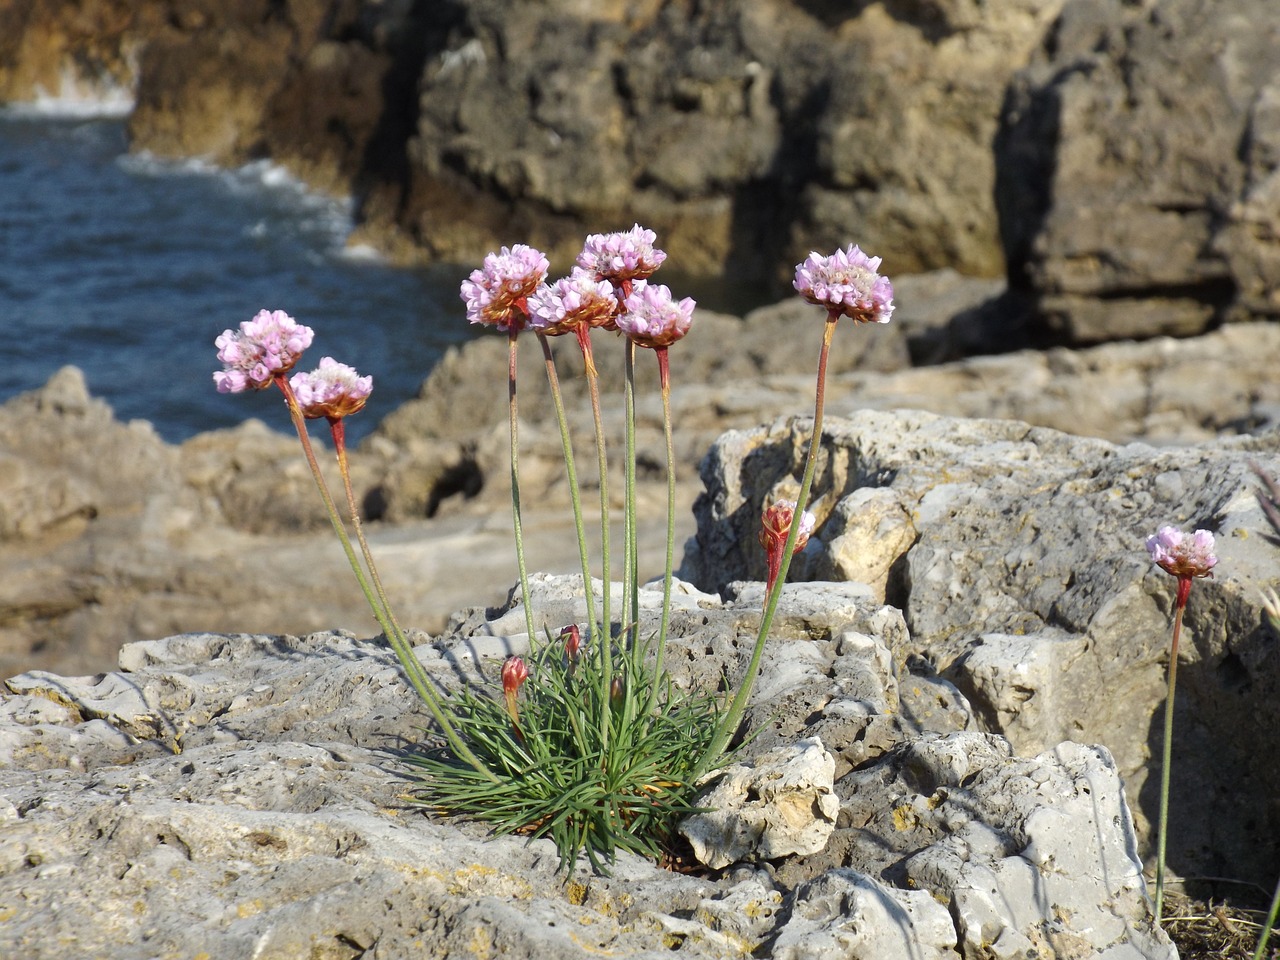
290 357 373 420
616 283 696 349
577 223 667 286
459 244 550 332
1146 525 1217 581
527 269 618 336
464 226 695 349
214 309 373 424
213 309 315 393
794 245 895 325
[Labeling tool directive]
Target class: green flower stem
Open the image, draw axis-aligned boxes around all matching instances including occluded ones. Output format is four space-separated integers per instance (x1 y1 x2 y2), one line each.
576 325 609 675
508 328 538 647
694 315 838 779
1155 576 1191 923
273 376 497 782
1252 872 1280 960
573 323 613 750
647 346 676 717
330 416 403 643
537 333 598 638
623 339 639 650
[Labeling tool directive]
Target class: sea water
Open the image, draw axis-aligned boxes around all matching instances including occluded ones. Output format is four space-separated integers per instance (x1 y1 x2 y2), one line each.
0 100 763 445
0 108 473 444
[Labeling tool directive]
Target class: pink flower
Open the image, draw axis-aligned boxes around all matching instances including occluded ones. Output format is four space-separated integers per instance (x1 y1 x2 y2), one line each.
290 357 373 420
576 224 667 287
616 281 695 348
459 244 550 332
793 245 895 324
759 499 817 593
526 268 619 336
1146 526 1217 581
213 309 314 393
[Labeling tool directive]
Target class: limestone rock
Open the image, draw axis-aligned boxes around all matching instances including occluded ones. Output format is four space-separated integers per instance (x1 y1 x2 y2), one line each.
771 870 958 960
837 734 1175 960
680 738 840 870
687 405 1280 887
1 575 1173 958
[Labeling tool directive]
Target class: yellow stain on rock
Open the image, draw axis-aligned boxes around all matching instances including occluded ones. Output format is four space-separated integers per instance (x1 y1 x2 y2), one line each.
892 803 920 831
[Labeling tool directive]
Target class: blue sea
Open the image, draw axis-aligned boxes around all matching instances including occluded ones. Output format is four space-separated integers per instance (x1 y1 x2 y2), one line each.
0 100 765 447
0 105 481 444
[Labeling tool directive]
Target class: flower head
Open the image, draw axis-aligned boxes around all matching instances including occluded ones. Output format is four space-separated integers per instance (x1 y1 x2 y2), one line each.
759 498 817 593
526 268 619 336
577 224 667 287
214 309 314 392
459 244 550 332
616 281 696 349
290 357 372 420
793 245 895 325
1146 525 1217 581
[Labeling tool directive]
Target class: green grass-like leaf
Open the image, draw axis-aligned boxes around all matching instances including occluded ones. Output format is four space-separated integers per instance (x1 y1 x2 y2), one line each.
403 630 722 873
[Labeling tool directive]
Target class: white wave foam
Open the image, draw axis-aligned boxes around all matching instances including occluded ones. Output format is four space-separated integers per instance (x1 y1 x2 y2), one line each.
339 242 386 263
2 63 136 119
119 151 356 253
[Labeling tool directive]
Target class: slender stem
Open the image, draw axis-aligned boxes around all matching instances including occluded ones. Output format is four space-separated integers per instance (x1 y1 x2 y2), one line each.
623 340 639 652
1252 871 1280 960
1155 581 1189 923
508 328 537 646
649 347 676 715
331 417 403 642
537 333 598 637
694 316 838 777
575 326 611 641
273 377 496 781
574 323 612 750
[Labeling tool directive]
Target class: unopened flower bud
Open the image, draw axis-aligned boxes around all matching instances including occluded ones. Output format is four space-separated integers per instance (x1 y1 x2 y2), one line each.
560 624 584 663
501 655 529 731
759 499 817 594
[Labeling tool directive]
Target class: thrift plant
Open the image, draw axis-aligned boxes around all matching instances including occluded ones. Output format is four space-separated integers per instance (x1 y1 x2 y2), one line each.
213 231 894 872
1145 524 1217 922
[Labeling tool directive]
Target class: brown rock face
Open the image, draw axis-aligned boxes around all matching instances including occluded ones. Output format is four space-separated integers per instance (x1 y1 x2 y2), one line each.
4 0 1056 285
995 0 1280 343
0 0 157 104
402 0 1060 281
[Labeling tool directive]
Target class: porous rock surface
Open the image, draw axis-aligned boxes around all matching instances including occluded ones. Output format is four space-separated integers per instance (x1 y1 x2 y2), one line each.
685 406 1280 888
1 575 1173 959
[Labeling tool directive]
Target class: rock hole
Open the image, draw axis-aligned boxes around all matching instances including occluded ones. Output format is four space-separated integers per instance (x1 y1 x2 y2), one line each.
425 457 484 517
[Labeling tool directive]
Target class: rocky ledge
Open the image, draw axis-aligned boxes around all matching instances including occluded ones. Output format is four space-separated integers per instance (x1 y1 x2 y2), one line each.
1 575 1175 960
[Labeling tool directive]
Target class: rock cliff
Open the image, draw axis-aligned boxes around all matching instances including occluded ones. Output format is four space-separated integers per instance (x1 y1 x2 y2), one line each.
7 0 1276 337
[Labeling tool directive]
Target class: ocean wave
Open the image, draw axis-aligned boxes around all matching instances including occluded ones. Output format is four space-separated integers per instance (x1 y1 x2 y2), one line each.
119 152 355 253
1 65 135 119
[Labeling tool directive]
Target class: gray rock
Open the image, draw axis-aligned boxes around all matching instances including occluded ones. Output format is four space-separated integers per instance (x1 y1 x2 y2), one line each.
771 870 959 960
1 571 1176 958
681 738 840 870
687 405 1280 887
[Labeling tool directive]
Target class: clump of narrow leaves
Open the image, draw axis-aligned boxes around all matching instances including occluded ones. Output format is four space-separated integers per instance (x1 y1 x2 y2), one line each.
403 627 721 873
